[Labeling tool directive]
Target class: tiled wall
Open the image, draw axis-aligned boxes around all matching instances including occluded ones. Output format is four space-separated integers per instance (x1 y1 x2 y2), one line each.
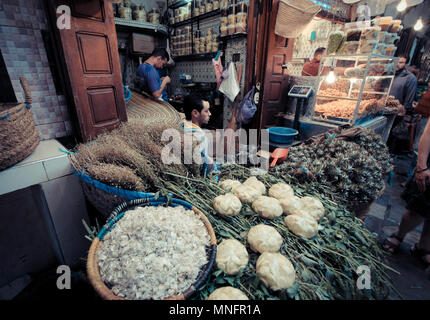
0 0 72 140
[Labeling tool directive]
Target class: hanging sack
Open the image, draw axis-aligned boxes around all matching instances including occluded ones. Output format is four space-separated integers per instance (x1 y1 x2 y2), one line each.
219 62 240 102
237 86 257 125
275 0 321 39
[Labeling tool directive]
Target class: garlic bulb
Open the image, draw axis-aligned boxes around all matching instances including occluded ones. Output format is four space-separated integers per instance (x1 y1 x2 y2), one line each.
256 252 296 291
216 239 249 275
268 183 294 200
213 193 242 216
233 184 262 204
219 179 241 192
279 195 304 216
300 196 325 221
243 176 266 195
247 224 283 253
252 196 283 220
208 286 249 300
284 214 318 239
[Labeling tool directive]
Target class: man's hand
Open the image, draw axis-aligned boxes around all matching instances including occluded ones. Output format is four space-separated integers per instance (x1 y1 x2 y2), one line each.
416 168 430 192
161 76 171 84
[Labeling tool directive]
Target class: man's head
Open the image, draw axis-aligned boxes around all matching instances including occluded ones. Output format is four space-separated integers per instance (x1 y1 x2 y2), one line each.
183 95 211 126
396 53 409 71
314 47 326 61
150 48 170 68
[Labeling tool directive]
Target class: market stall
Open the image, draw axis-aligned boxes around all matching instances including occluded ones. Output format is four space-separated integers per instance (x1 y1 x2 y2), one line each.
69 118 400 300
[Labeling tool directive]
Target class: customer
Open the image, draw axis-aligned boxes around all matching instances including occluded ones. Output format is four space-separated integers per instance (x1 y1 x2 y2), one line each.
180 94 213 171
389 54 418 112
403 81 430 185
382 119 430 272
136 48 171 102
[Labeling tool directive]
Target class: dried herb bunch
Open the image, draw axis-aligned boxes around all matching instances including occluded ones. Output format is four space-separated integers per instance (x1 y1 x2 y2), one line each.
273 134 386 204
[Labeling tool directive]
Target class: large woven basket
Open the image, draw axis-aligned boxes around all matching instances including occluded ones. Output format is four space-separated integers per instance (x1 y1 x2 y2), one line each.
275 0 321 38
0 77 39 171
87 197 217 300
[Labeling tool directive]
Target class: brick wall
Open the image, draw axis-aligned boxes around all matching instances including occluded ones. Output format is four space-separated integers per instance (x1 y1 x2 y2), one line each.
0 0 72 140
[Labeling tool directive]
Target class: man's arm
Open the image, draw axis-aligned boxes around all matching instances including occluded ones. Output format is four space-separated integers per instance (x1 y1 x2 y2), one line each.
416 119 430 192
404 76 418 111
151 77 170 99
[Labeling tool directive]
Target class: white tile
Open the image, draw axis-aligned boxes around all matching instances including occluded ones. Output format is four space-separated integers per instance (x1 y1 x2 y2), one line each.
17 139 67 166
43 156 73 181
0 162 48 195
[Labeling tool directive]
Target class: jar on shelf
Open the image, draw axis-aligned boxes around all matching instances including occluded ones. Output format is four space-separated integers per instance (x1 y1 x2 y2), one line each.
186 3 192 19
148 8 160 24
200 0 207 14
220 24 228 36
119 2 132 19
199 43 206 53
206 0 213 12
220 0 229 9
194 0 201 17
213 0 220 10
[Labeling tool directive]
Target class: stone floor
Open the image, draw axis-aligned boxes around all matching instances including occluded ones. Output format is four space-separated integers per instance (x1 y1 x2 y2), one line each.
365 154 430 300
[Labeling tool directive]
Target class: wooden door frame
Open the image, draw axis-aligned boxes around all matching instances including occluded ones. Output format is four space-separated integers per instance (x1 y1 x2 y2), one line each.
245 0 273 133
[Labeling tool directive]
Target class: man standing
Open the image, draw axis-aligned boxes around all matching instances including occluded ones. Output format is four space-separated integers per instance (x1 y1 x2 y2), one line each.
390 54 418 112
136 48 171 102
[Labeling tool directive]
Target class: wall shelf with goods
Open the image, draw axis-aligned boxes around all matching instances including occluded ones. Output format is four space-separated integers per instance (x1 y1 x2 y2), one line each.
114 18 168 36
168 1 248 59
313 53 399 126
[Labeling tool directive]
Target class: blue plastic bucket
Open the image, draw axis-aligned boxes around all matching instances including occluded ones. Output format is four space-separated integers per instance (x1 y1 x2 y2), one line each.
267 127 298 144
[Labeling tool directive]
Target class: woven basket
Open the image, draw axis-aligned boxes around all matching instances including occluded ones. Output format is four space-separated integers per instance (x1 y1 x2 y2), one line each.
87 197 217 300
0 77 39 171
275 0 321 38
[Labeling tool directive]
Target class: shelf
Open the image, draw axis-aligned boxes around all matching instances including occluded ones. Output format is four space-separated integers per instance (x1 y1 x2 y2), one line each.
335 75 395 80
220 33 248 41
170 9 221 28
168 0 189 9
316 95 358 101
114 18 168 35
174 52 219 61
323 53 399 62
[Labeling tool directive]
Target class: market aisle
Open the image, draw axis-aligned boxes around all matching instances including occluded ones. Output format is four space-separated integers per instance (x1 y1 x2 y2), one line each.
366 155 430 299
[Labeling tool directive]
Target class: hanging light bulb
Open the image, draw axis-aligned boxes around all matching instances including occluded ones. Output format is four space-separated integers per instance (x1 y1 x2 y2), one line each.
397 0 407 12
414 17 423 31
326 70 336 84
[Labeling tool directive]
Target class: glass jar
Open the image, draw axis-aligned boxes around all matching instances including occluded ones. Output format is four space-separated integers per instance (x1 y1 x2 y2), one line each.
227 23 235 35
220 0 229 9
200 0 206 14
220 24 228 36
206 0 213 12
213 0 220 10
194 0 201 17
148 8 160 24
119 3 132 19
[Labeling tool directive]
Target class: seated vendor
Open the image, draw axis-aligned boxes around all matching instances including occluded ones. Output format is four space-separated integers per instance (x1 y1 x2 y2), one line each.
302 47 347 77
181 94 214 170
136 48 170 102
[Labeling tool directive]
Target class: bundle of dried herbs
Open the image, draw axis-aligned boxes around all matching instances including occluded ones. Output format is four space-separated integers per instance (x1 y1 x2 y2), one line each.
273 133 386 204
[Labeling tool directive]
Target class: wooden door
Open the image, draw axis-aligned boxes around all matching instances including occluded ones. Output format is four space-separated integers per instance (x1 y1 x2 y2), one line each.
51 0 126 142
259 0 294 129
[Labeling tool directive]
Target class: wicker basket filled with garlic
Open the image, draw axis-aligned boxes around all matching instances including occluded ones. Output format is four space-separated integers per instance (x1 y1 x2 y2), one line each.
86 197 217 300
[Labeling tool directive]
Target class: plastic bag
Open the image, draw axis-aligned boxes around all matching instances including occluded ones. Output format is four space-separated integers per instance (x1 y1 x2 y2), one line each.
237 86 257 125
219 62 240 102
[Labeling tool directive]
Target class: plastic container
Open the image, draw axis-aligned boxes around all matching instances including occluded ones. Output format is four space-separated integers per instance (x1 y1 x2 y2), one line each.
235 22 246 34
376 43 388 55
213 1 220 10
360 26 381 41
376 16 393 31
385 46 397 57
384 33 398 44
342 41 360 54
327 31 345 55
377 31 388 42
344 67 366 78
206 1 213 12
227 24 235 35
359 39 378 54
390 19 401 33
346 28 362 41
268 127 298 144
220 24 228 36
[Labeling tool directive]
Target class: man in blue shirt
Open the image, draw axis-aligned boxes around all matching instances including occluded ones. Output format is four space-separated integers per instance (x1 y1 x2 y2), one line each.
136 48 170 102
